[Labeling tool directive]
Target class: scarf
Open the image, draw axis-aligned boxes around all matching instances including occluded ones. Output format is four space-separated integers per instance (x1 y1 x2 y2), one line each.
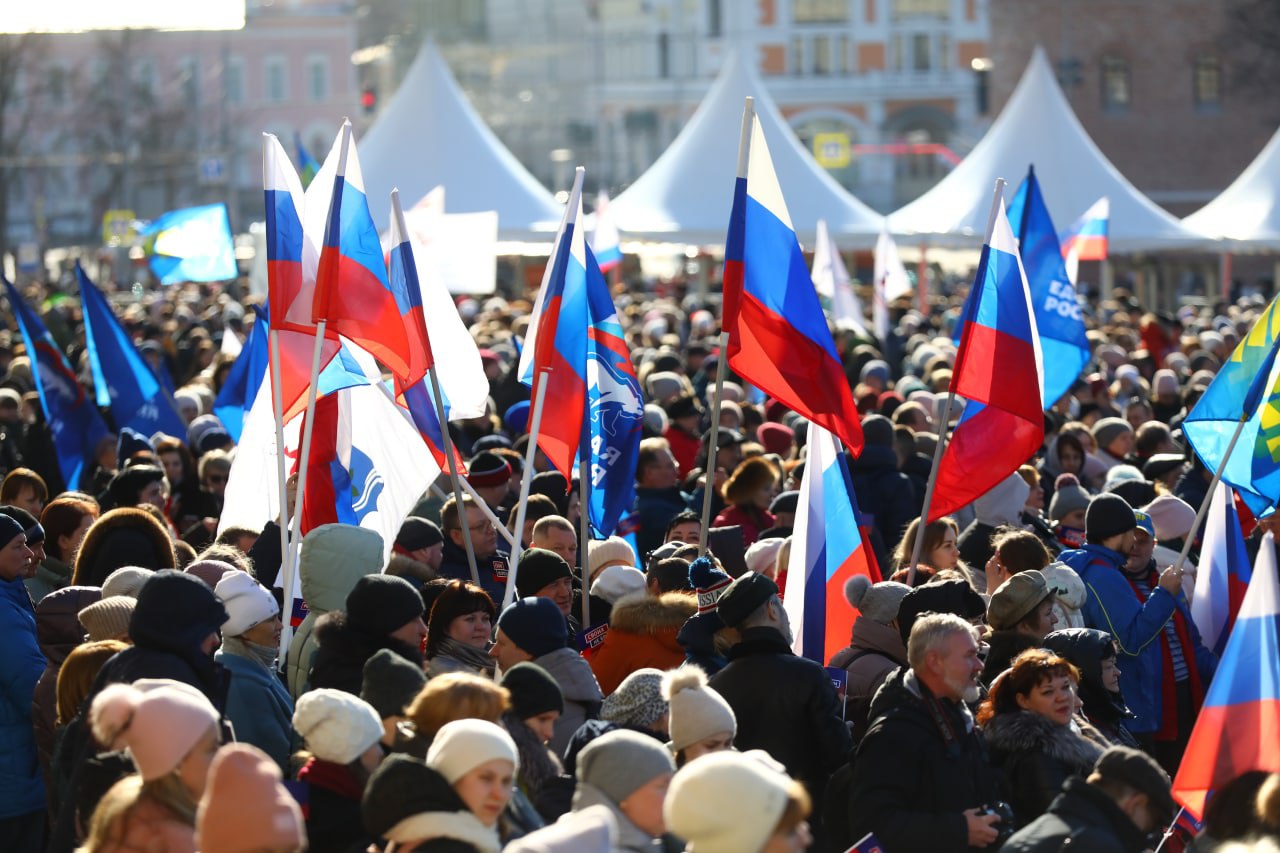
432 637 496 677
222 636 278 671
1123 566 1205 741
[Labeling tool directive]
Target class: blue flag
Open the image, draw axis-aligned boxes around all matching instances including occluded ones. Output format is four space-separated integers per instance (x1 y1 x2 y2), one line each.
582 244 643 537
77 263 187 439
140 203 238 284
212 304 270 442
2 276 109 490
1006 165 1090 408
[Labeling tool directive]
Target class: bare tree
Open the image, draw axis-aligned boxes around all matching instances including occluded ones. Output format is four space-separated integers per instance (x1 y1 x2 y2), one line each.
0 34 47 262
1224 0 1280 121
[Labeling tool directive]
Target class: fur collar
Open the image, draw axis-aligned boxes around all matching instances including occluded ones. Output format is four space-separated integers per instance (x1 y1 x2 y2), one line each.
386 810 500 852
983 710 1106 772
608 592 696 634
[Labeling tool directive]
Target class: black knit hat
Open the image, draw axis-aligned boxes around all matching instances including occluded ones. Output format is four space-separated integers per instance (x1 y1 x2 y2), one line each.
467 451 511 488
897 578 987 644
395 517 443 552
131 569 228 652
1086 494 1138 543
361 648 427 719
0 505 43 544
501 661 564 719
496 597 568 658
346 574 425 637
362 754 469 839
514 548 572 598
0 514 24 551
715 572 778 629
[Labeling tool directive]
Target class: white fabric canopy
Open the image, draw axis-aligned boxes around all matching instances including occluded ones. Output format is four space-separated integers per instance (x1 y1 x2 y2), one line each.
359 41 562 239
889 46 1205 253
609 52 883 245
1183 124 1280 249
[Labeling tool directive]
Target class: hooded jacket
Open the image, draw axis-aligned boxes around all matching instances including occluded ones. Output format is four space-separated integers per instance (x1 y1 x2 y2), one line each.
534 647 604 758
32 585 101 779
1001 776 1150 853
675 610 727 676
70 507 176 588
1043 562 1087 630
588 593 696 695
285 524 383 698
0 574 46 820
829 615 907 734
570 782 658 853
958 473 1031 569
983 710 1107 824
1042 628 1139 748
849 444 916 554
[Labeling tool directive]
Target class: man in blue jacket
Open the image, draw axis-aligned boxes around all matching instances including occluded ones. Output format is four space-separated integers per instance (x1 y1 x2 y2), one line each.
1058 494 1215 774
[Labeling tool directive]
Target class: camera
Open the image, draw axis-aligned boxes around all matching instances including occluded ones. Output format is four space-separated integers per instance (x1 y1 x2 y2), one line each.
977 801 1017 844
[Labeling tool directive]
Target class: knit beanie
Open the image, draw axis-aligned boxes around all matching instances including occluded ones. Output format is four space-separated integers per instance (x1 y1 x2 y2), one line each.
744 538 785 576
756 422 795 458
1085 494 1138 543
843 576 912 625
396 517 443 552
689 558 732 614
426 719 519 784
346 574 424 637
90 681 220 780
292 688 384 764
360 648 427 719
0 514 22 551
601 668 669 729
504 400 531 435
664 751 792 853
496 597 568 658
577 729 675 806
1092 417 1133 453
515 548 573 598
590 566 647 605
79 596 136 642
467 451 511 488
663 666 736 752
587 537 636 582
0 505 43 544
215 571 278 637
101 566 154 599
1048 474 1091 522
185 559 235 589
196 744 305 853
1144 494 1196 541
131 570 228 652
502 662 564 719
897 578 988 644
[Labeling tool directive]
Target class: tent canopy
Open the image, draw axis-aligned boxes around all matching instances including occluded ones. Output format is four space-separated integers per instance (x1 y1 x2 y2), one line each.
359 41 563 239
889 46 1206 253
609 52 884 245
1183 124 1280 250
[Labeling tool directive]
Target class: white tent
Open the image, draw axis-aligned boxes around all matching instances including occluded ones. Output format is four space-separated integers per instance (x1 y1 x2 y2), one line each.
359 41 562 239
1183 125 1280 250
889 47 1205 253
609 52 884 245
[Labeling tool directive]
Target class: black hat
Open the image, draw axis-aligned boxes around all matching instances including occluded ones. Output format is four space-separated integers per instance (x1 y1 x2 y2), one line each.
472 433 513 454
346 574 425 637
1086 494 1138 543
861 414 894 448
700 427 744 448
501 661 564 719
131 570 228 652
514 548 572 598
1093 746 1177 825
716 572 779 629
663 394 703 421
768 491 799 516
1142 453 1186 481
0 514 24 551
360 648 427 719
196 428 232 456
0 505 43 545
395 517 443 552
362 754 468 839
897 578 987 644
467 450 511 488
496 597 568 658
116 427 155 467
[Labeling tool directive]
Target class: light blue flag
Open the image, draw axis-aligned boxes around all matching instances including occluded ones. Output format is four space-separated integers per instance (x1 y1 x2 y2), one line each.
77 263 187 438
141 203 238 284
212 304 270 442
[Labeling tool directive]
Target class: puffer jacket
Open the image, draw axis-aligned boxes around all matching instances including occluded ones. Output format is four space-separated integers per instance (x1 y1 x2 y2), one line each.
285 524 384 698
982 710 1108 825
588 593 696 695
534 648 604 758
216 644 296 772
32 585 101 780
829 615 907 732
0 575 46 820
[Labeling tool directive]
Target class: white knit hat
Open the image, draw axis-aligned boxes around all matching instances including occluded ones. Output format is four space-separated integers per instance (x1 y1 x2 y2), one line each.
215 571 279 637
744 538 785 576
587 537 636 583
662 666 736 752
292 689 383 765
664 751 792 852
426 719 519 784
590 565 647 605
101 566 154 599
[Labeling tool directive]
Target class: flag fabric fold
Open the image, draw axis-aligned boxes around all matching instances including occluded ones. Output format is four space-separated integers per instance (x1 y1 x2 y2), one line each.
212 305 270 443
1060 196 1109 284
812 218 868 337
873 221 911 344
294 131 321 189
591 190 622 273
723 109 864 456
140 203 238 284
928 198 1044 522
1191 482 1253 657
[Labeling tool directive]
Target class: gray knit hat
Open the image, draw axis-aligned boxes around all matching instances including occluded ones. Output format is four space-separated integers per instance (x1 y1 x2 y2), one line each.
360 648 427 719
600 668 669 729
1048 474 1091 522
843 576 912 625
578 729 675 806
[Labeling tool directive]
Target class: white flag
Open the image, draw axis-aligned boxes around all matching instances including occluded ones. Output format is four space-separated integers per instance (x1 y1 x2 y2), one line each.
811 219 868 336
874 221 911 341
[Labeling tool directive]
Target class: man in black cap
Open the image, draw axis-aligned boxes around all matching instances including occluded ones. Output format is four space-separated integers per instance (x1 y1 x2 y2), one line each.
1002 746 1176 852
708 572 850 822
392 516 444 574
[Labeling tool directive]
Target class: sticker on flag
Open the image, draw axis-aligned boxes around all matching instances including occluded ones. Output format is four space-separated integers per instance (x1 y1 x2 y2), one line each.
577 624 609 651
825 666 850 718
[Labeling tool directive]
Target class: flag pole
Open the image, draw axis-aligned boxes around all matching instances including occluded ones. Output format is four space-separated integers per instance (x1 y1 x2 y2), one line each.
1171 416 1249 576
457 476 516 549
579 452 592 628
1152 807 1186 853
268 329 295 665
504 368 551 608
908 177 1006 585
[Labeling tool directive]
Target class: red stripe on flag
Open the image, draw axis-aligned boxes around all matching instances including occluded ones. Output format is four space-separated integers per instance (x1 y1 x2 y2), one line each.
826 547 875 663
929 405 1043 522
533 348 588 480
953 323 1043 424
317 252 412 380
1173 698 1280 820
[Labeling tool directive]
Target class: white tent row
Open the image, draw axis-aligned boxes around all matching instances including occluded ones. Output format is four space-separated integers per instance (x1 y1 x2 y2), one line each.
1182 124 1280 250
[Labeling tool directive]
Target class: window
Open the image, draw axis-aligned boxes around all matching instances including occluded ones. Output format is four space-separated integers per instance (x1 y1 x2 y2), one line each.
794 0 850 24
708 0 722 37
838 34 851 74
938 34 951 71
890 34 904 72
657 32 670 78
912 33 932 72
813 36 832 75
265 56 287 103
1194 56 1221 110
892 0 949 19
792 36 805 75
306 56 328 103
1101 57 1130 111
224 57 244 105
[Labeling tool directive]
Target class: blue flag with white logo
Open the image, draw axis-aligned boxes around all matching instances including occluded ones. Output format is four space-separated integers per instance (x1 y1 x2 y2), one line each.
140 203 238 285
212 304 270 442
77 263 186 438
2 276 109 490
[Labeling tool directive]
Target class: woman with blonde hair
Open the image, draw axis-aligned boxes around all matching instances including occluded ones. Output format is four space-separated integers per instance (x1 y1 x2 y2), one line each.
405 672 511 747
892 517 961 578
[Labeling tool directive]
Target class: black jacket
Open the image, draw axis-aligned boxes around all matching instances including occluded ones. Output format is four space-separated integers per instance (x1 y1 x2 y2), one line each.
980 630 1041 687
708 627 850 802
849 444 916 552
983 710 1107 825
958 520 998 572
847 667 1004 853
1001 777 1150 853
309 612 424 696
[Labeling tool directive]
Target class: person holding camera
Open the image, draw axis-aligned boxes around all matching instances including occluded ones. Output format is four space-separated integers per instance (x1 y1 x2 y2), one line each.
847 612 1007 851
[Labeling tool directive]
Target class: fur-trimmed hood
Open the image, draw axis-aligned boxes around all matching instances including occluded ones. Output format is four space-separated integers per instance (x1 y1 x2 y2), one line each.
607 592 696 635
71 507 176 587
983 710 1106 774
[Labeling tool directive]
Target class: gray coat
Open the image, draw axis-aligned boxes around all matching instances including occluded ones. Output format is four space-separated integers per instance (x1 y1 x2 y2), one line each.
535 647 604 758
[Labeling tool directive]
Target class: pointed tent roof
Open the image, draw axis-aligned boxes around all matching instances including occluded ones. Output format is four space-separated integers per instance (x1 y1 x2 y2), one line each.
889 47 1205 252
1183 125 1280 249
359 41 562 239
609 52 884 245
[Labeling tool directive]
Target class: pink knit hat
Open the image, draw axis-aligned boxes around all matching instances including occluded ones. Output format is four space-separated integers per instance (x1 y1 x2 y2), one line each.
89 681 219 780
196 744 305 853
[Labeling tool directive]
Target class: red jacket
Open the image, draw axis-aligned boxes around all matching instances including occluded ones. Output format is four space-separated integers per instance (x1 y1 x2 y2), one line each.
589 593 697 695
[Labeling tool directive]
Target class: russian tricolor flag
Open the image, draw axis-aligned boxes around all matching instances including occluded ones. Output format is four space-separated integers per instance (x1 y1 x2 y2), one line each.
1173 530 1280 820
591 190 622 273
929 197 1044 522
1192 482 1253 656
1059 197 1109 261
784 423 878 664
723 101 864 456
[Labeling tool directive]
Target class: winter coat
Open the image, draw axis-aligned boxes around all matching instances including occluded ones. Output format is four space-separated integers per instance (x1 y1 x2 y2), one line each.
1059 544 1216 734
438 539 511 607
958 521 999 573
32 585 101 782
849 444 916 553
308 611 425 697
709 627 851 805
296 757 372 853
93 792 196 853
828 616 907 732
589 593 696 695
633 486 694 561
285 525 382 698
534 647 604 758
846 667 1004 853
0 575 47 819
571 782 661 852
983 710 1107 825
1001 776 1149 853
25 555 72 603
215 648 295 772
980 630 1041 687
663 426 700 477
712 504 774 548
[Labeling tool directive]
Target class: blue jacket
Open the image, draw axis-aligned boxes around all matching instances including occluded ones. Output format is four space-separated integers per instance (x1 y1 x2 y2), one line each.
216 649 296 772
1059 544 1216 734
0 577 47 818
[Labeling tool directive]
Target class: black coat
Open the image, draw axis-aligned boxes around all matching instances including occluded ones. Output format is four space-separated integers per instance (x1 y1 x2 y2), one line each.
849 444 916 552
847 667 1005 853
309 612 424 696
980 630 1040 687
957 520 998 572
708 628 850 802
1001 777 1149 853
982 710 1107 826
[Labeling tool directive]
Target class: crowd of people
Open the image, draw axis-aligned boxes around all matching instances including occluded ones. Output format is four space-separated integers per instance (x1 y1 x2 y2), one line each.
1 270 1279 853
